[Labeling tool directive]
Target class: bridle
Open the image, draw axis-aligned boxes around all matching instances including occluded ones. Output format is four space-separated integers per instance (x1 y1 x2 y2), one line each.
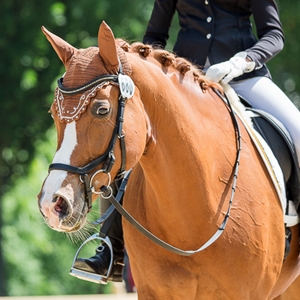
48 65 242 256
48 67 135 213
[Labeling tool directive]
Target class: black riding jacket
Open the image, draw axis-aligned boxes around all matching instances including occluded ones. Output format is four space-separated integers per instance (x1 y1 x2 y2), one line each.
143 0 284 80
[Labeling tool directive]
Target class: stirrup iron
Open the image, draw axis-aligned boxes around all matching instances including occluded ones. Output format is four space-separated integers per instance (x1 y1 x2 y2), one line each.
69 233 113 284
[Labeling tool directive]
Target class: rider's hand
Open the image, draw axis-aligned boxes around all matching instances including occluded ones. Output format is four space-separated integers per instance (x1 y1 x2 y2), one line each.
205 52 255 84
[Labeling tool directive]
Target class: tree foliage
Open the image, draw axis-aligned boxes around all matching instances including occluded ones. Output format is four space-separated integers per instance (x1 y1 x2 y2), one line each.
0 0 154 295
0 0 299 296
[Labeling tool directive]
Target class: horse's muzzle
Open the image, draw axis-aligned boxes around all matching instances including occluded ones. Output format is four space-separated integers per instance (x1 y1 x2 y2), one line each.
38 185 87 232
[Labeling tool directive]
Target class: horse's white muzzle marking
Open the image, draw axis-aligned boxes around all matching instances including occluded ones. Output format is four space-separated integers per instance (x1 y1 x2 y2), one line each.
39 122 78 230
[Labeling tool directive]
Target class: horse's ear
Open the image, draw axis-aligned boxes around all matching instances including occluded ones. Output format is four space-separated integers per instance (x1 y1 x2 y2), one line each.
98 21 119 74
41 26 76 68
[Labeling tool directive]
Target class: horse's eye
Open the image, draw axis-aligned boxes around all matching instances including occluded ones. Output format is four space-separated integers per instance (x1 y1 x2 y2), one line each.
97 106 110 115
92 100 111 117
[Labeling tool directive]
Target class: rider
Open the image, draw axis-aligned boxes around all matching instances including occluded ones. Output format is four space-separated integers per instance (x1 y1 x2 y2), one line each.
142 0 300 163
74 0 300 282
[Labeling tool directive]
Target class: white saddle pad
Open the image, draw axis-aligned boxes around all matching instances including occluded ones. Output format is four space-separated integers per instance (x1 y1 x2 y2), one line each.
223 84 299 227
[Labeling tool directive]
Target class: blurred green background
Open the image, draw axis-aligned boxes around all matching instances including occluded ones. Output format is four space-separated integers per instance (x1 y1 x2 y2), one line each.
0 0 299 296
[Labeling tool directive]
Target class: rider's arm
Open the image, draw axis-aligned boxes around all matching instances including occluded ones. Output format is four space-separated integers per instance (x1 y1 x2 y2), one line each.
246 0 285 69
143 0 177 48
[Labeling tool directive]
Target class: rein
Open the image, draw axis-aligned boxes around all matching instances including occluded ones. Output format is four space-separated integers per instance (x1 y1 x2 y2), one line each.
99 89 242 256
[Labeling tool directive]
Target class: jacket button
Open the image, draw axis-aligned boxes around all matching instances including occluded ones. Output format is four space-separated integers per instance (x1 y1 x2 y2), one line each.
206 33 211 39
207 17 212 23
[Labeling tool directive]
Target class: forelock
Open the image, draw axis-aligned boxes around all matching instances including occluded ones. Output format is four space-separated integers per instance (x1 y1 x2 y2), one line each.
63 47 108 89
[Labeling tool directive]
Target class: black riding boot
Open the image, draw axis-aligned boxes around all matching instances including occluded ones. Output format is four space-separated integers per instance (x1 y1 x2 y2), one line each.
73 209 124 282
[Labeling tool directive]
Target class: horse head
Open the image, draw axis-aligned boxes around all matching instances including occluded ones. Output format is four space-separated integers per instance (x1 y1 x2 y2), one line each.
37 21 148 232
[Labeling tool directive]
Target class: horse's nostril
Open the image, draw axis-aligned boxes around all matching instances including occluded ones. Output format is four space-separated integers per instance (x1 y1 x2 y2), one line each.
54 196 69 216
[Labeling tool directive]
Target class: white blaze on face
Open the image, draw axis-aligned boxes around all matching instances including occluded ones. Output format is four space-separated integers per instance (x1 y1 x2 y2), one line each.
40 122 77 213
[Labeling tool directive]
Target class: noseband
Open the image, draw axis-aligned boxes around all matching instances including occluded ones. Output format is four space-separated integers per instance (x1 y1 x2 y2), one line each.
48 68 135 213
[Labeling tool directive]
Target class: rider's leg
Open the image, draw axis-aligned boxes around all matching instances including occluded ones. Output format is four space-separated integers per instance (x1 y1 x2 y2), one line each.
230 76 300 165
73 197 124 282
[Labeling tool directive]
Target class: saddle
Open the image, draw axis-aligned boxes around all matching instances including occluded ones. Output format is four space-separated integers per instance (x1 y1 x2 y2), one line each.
240 95 300 216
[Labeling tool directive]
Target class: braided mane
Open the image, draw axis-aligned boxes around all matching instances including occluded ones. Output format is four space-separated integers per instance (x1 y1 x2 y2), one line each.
116 38 223 93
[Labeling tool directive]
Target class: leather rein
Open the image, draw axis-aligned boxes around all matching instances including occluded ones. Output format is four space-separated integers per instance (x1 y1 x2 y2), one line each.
48 67 242 256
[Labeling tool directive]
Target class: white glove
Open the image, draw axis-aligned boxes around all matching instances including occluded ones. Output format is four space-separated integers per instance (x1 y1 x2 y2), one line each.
205 52 255 84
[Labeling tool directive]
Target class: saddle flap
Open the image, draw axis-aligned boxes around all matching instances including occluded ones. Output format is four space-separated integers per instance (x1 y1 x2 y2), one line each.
247 107 300 212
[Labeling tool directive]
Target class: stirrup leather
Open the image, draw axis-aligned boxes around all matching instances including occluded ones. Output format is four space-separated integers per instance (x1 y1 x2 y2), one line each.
69 233 113 284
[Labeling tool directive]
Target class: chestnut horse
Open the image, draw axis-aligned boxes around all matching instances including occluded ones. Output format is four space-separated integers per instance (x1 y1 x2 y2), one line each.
38 21 300 299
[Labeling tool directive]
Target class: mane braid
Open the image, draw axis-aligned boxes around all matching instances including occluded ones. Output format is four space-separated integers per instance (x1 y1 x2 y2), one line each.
126 41 222 93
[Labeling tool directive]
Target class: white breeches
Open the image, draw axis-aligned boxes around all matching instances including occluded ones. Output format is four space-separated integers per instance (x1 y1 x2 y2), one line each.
230 76 300 166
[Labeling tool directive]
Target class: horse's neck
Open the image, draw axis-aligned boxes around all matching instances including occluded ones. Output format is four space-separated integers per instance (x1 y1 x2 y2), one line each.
131 61 237 225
